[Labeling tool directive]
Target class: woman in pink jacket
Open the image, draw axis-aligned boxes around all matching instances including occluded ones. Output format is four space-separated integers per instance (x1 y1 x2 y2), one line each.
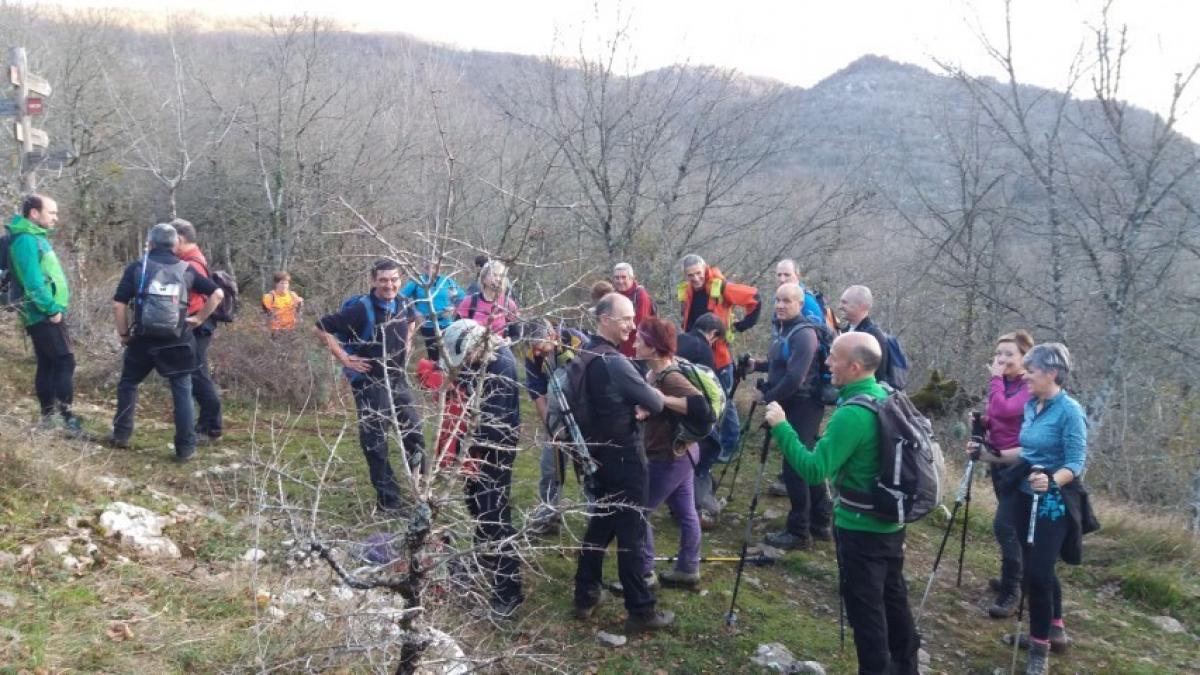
967 329 1034 618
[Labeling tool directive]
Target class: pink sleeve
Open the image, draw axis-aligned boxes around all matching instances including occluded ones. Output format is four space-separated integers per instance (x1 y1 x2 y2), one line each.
456 297 470 319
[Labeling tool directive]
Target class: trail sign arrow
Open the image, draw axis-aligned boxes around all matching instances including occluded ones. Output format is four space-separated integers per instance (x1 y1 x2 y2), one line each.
12 123 49 148
26 97 43 115
8 65 52 97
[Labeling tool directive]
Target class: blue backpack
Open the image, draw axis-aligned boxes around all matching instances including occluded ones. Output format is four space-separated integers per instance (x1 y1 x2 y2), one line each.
880 333 909 391
334 294 400 382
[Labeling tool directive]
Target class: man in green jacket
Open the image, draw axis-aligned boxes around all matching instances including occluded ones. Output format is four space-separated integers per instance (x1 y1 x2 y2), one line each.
764 331 918 675
7 195 79 434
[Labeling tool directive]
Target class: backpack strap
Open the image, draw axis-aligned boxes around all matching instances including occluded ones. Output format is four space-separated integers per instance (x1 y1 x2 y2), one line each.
468 292 481 319
842 393 879 413
357 295 377 344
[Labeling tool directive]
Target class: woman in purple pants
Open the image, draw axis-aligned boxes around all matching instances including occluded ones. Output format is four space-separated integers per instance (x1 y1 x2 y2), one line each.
635 318 714 588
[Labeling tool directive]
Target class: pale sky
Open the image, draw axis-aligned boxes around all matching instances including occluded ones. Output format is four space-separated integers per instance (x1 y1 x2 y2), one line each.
33 0 1200 138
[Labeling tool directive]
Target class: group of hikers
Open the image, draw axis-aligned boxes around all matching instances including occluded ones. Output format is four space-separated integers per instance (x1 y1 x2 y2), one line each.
3 193 1094 675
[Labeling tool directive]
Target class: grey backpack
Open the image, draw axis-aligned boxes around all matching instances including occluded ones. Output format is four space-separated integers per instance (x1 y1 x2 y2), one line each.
133 253 189 339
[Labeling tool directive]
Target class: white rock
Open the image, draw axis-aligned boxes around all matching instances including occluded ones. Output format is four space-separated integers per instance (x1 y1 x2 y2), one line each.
278 588 324 606
596 631 627 647
751 642 797 672
795 662 826 675
761 508 786 521
95 475 134 492
0 551 16 568
1150 615 1186 634
330 586 356 602
40 537 72 557
308 609 327 625
266 605 286 620
98 502 181 559
0 592 16 609
242 548 267 563
918 648 931 665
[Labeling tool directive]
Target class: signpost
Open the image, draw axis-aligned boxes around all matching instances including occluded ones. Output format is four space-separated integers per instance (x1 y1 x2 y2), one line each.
8 47 52 191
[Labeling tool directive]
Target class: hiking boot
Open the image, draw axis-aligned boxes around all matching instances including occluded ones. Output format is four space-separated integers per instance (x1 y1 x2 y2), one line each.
1006 627 1070 653
489 595 524 621
988 591 1019 618
624 609 674 633
173 447 196 463
766 479 788 497
699 509 719 531
1025 641 1049 675
809 528 832 542
196 432 221 446
572 590 608 620
105 434 131 450
526 505 561 536
62 414 84 439
763 531 811 551
37 414 58 431
988 577 1003 593
659 569 700 589
608 571 659 596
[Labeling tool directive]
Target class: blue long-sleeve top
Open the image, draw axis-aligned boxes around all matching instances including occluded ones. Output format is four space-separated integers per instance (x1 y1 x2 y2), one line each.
1018 390 1087 488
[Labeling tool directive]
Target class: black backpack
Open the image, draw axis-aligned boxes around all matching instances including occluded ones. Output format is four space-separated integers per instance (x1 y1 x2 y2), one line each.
838 389 944 523
133 253 189 339
209 269 238 323
545 340 618 442
0 230 30 312
779 317 839 404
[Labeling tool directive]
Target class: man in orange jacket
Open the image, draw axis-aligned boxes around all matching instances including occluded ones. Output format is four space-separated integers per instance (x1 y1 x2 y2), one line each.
173 219 223 443
677 254 761 462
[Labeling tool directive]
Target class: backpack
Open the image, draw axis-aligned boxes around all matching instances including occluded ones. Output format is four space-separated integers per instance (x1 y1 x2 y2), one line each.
779 317 838 403
655 358 723 442
838 389 945 523
334 294 380 382
208 270 238 323
806 288 840 337
0 231 28 312
133 253 190 340
880 333 909 391
545 340 618 442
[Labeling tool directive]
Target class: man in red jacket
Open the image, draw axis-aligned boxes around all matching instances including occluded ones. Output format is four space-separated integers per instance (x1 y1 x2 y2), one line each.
677 254 761 461
172 219 222 443
612 262 656 357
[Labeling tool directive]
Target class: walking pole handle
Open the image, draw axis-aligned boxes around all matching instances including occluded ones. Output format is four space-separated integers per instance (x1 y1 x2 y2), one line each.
1026 465 1046 544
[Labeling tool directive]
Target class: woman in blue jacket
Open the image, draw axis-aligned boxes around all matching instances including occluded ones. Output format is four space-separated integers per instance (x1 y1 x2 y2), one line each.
400 259 463 362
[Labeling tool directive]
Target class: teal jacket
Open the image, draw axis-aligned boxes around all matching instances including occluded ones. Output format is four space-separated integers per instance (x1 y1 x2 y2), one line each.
8 215 69 326
770 375 902 534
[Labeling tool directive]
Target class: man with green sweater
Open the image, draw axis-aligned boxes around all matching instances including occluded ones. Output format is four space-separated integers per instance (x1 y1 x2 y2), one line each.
764 331 919 675
7 195 79 434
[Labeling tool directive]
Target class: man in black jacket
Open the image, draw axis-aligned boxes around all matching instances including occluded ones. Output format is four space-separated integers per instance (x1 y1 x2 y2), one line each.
110 223 224 462
314 259 424 512
837 285 890 385
573 293 674 633
441 318 524 619
749 283 831 548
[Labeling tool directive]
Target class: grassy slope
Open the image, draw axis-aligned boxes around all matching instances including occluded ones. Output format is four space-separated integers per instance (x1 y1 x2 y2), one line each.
1 333 1198 674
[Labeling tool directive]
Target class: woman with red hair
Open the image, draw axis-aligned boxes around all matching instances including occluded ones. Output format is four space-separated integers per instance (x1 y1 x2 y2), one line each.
635 317 714 588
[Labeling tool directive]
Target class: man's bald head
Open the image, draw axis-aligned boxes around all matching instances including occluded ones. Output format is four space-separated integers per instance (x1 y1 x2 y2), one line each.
596 292 636 344
837 332 882 372
773 283 803 321
838 285 874 325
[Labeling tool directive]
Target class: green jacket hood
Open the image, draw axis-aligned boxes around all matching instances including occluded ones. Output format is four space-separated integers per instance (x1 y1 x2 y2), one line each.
8 215 48 237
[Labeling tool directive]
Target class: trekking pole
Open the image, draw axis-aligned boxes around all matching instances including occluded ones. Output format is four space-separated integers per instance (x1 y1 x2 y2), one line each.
915 459 976 627
714 399 758 496
725 427 773 628
956 457 975 587
547 366 599 501
655 554 774 566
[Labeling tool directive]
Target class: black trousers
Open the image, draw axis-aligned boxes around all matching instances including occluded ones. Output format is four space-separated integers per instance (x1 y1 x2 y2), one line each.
464 447 522 604
1001 489 1068 640
574 452 656 616
113 339 196 454
191 328 223 435
782 398 831 536
837 527 919 675
351 376 425 509
990 470 1023 596
26 320 75 416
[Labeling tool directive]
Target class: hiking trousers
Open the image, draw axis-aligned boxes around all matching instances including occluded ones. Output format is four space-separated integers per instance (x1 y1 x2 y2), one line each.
574 452 656 616
351 376 425 509
113 340 196 455
464 446 523 605
781 397 831 536
990 470 1023 596
836 527 920 675
26 320 75 417
191 328 223 436
1002 489 1068 641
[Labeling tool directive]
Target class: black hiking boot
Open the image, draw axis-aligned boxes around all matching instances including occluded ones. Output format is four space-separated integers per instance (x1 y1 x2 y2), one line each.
607 571 658 596
489 595 524 621
104 434 131 450
988 577 1003 593
572 589 608 621
763 531 811 551
659 569 701 589
1025 640 1049 675
988 591 1019 618
624 609 675 634
809 528 833 542
1005 626 1070 653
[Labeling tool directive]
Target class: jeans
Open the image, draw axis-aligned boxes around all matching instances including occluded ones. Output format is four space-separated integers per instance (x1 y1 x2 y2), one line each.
781 398 831 536
113 340 196 454
642 446 701 574
837 527 920 675
693 435 722 479
26 320 75 416
538 442 563 506
1002 488 1068 641
716 365 740 458
990 470 1023 596
464 446 523 604
191 328 223 435
351 376 425 508
574 452 656 616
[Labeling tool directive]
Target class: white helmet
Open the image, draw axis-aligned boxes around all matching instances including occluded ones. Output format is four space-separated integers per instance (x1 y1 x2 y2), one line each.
441 319 494 369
